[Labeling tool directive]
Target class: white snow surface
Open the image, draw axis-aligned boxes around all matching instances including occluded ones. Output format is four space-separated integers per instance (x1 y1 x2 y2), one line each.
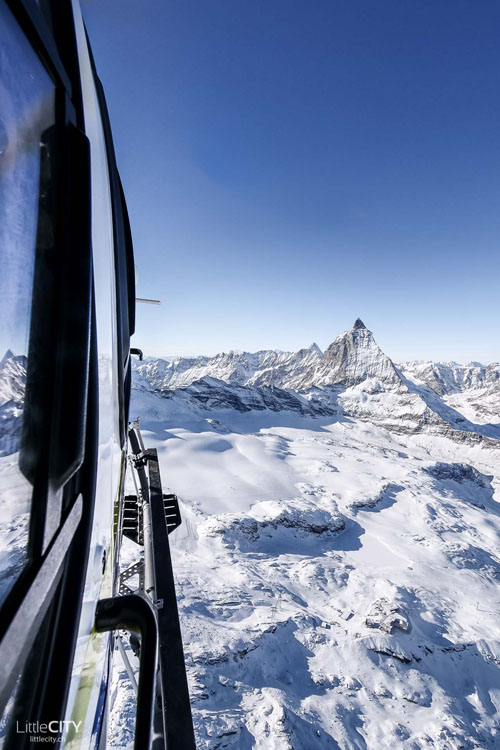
2 324 499 748
110 321 500 750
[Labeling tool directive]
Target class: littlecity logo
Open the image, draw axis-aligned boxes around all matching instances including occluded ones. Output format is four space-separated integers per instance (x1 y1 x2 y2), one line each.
16 721 82 743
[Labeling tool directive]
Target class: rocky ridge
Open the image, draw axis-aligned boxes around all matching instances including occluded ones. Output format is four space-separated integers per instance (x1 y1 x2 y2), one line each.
133 321 499 447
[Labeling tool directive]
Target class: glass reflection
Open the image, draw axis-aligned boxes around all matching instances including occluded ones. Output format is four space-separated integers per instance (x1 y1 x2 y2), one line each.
0 2 56 604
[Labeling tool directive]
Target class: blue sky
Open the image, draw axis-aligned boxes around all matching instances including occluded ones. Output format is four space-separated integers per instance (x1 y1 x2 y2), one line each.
83 0 499 362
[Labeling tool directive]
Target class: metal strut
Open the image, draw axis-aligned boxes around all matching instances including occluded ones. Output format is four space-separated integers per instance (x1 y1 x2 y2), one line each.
119 561 145 596
126 421 196 750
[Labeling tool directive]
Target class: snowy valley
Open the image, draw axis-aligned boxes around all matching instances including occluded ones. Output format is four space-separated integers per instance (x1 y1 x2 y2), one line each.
1 321 500 748
107 320 500 749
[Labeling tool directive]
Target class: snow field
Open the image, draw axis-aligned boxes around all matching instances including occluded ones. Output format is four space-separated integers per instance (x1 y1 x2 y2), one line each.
111 387 500 749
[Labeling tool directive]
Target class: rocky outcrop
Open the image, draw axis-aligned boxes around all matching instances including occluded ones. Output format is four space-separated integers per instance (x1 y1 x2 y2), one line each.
365 598 411 634
424 462 491 486
172 377 336 417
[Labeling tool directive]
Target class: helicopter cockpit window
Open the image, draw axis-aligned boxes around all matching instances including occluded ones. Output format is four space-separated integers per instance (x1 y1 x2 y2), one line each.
0 0 56 606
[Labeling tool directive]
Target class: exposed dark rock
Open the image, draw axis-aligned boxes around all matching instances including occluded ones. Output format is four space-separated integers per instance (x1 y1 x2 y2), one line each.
424 462 491 487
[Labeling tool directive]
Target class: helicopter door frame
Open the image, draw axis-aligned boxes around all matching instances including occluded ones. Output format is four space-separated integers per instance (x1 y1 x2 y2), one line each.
0 0 99 745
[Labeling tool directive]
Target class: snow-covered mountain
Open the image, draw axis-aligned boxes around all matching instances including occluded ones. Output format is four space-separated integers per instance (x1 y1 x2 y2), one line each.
133 319 403 391
134 343 324 391
134 319 499 396
0 351 30 604
0 350 27 403
400 360 500 396
2 327 500 749
103 322 500 749
133 320 500 446
400 359 500 430
0 350 27 457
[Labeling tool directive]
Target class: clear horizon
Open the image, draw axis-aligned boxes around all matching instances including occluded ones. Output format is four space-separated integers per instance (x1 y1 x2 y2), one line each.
83 0 500 364
137 317 499 367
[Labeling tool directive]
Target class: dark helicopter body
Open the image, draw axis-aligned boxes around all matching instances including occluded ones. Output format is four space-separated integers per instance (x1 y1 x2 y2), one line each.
0 2 193 747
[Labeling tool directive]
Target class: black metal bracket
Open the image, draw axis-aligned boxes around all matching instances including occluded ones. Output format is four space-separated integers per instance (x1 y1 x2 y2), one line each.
163 494 182 535
132 453 149 470
95 594 158 750
126 425 196 749
146 449 196 750
123 495 143 545
118 560 145 596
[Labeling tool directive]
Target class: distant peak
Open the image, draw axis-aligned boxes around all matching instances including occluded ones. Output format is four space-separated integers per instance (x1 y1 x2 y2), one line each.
308 342 323 355
353 318 367 330
1 349 16 366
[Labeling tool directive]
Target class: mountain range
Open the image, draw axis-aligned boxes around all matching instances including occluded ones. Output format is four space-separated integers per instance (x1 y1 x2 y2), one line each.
2 324 500 748
132 319 500 446
114 319 500 750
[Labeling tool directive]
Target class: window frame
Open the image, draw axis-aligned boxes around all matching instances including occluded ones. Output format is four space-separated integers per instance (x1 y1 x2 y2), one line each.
0 0 96 729
87 38 136 448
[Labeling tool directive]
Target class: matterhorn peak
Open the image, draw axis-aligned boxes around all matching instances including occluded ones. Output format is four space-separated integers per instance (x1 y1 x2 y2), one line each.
353 318 367 330
1 349 16 367
308 342 323 355
314 321 401 387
